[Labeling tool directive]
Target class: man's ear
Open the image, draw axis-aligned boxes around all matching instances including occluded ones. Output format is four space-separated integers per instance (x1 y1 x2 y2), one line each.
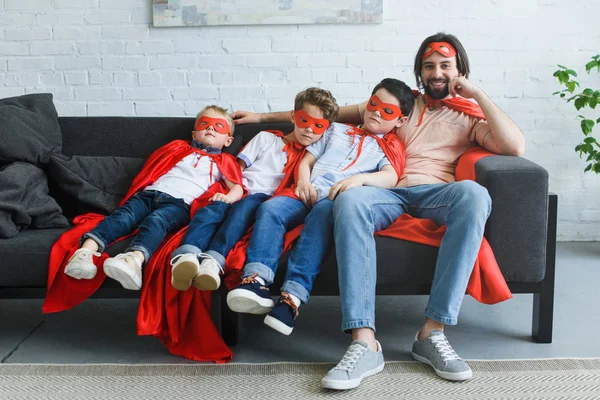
223 136 234 147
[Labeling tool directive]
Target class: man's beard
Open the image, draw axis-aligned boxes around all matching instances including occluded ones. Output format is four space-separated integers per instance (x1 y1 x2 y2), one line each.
424 80 449 100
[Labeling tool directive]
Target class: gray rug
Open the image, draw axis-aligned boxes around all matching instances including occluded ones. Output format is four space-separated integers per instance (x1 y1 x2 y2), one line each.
2 359 600 399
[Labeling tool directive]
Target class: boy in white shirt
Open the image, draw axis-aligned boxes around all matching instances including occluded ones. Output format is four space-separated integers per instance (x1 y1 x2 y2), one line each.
169 87 339 292
63 105 241 291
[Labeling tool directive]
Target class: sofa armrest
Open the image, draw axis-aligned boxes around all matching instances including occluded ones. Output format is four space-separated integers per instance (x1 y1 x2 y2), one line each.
474 156 549 283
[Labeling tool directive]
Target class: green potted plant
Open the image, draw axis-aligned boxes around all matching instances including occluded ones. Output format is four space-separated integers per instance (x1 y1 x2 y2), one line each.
553 55 600 173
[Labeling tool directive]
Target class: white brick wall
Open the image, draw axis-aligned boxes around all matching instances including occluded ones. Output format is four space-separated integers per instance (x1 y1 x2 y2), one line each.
0 0 599 240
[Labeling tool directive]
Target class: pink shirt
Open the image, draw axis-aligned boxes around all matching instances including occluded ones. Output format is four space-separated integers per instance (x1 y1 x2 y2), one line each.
396 96 491 188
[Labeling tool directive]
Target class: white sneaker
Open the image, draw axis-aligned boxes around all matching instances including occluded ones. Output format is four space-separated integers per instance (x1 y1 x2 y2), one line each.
170 253 200 291
103 252 143 290
64 248 100 280
192 253 222 291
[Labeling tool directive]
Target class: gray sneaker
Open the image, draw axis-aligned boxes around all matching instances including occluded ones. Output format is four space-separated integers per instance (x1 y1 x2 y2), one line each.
411 330 472 381
321 340 384 390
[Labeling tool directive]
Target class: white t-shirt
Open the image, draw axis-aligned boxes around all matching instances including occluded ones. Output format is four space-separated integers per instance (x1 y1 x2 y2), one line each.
145 153 223 205
237 131 288 196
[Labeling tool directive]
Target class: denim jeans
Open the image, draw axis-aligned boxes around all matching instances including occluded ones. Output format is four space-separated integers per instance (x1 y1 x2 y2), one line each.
172 193 271 268
332 181 492 332
243 196 335 303
84 190 190 262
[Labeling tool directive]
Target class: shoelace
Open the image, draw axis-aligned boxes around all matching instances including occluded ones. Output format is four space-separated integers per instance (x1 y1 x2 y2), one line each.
279 292 299 320
198 252 224 274
76 249 101 260
429 334 461 362
333 343 367 372
114 252 142 269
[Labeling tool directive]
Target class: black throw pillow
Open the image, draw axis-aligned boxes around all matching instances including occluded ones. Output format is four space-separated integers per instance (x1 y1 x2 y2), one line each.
0 162 69 238
0 93 62 166
47 154 146 218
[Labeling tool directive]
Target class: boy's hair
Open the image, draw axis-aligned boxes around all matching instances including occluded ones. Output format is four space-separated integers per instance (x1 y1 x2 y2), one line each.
196 105 235 135
413 32 470 89
372 78 415 117
294 87 339 123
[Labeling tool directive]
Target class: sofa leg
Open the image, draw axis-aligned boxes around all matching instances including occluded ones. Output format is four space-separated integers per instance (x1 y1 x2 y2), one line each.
220 290 239 347
532 194 557 344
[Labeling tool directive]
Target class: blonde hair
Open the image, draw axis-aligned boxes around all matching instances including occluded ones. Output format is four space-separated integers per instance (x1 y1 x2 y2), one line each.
294 87 339 123
196 105 235 135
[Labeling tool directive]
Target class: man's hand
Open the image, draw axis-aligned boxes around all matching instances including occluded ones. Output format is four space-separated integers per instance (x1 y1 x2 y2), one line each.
209 193 235 204
448 76 482 99
328 175 365 200
295 180 317 207
230 110 261 125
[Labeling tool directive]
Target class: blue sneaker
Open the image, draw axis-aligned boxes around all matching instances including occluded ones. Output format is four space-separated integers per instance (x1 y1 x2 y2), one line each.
226 273 274 314
263 292 299 335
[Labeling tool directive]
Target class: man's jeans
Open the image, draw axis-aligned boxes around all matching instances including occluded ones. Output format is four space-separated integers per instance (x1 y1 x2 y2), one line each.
172 193 271 268
84 190 190 262
332 181 492 332
244 195 334 304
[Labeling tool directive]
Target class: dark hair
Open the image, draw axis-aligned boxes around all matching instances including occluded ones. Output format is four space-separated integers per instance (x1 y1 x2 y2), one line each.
371 78 415 117
294 87 339 123
413 32 470 89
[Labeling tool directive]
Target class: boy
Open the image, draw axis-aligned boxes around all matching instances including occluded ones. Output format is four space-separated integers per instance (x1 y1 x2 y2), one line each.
169 87 339 292
227 78 415 335
62 105 242 291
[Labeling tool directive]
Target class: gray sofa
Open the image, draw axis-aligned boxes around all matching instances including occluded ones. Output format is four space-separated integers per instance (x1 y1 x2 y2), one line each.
0 97 557 346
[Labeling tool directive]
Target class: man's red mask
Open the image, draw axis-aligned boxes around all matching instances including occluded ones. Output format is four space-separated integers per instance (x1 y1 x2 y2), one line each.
423 42 457 59
294 109 330 135
366 95 403 120
195 116 231 136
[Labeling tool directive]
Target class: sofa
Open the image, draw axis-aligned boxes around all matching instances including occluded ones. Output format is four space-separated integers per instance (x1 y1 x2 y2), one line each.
0 94 557 346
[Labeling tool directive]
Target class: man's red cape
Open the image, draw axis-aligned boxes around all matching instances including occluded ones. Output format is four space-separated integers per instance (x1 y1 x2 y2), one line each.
135 131 306 363
42 140 243 316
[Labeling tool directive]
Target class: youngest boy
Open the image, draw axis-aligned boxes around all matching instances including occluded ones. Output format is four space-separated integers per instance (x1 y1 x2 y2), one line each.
63 105 242 290
169 87 339 292
227 78 415 335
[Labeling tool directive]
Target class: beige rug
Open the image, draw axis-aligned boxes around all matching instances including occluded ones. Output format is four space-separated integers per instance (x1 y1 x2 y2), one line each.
1 359 600 399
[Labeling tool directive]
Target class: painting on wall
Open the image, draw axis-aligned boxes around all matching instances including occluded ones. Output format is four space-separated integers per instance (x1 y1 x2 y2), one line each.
152 0 383 27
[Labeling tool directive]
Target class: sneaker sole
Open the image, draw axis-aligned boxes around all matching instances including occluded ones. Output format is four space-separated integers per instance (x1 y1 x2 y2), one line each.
64 264 97 280
411 352 472 381
192 273 220 291
264 315 293 335
103 263 142 291
227 290 274 314
171 260 198 291
321 362 385 390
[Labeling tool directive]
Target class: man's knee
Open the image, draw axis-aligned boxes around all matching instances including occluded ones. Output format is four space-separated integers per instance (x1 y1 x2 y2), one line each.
454 181 491 216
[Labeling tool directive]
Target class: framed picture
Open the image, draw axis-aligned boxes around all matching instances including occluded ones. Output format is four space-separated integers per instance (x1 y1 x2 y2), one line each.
152 0 383 27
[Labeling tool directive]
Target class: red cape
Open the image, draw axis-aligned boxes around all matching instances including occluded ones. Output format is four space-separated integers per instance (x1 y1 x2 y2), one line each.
415 92 487 126
136 131 305 363
43 140 243 314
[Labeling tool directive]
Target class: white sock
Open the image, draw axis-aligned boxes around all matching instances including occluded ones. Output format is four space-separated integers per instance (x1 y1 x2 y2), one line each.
288 293 301 308
255 276 266 286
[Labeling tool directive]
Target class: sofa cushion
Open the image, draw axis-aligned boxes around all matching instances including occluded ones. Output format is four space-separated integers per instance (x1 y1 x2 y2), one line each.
47 154 146 218
0 93 62 166
0 162 69 239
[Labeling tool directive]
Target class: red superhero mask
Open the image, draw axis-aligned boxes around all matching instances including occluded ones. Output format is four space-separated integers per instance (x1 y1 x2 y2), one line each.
366 95 403 120
423 42 457 59
195 116 231 136
294 109 330 135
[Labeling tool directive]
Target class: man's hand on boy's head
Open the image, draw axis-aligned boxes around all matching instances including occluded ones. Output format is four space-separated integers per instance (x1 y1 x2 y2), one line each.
328 175 366 200
295 180 318 208
230 110 261 125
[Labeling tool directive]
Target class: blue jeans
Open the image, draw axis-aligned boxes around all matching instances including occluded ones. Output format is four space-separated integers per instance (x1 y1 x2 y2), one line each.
84 190 190 262
333 181 492 332
244 196 335 304
172 193 271 268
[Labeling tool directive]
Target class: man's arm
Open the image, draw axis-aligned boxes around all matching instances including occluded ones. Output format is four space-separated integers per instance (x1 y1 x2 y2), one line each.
449 77 526 156
230 101 368 125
